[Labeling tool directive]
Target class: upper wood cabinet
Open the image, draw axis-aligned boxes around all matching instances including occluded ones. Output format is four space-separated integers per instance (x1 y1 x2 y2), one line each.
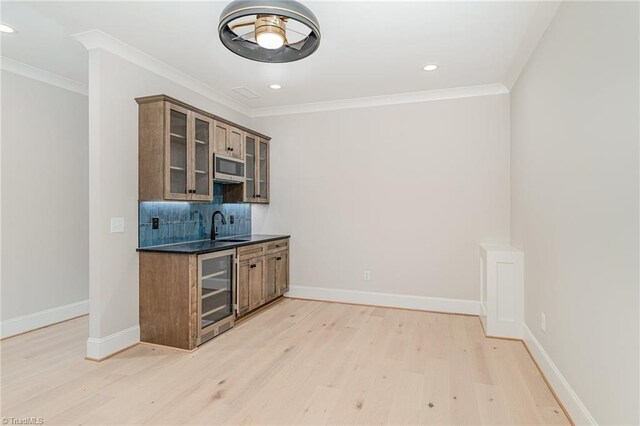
225 133 269 204
213 122 244 160
138 100 213 202
257 137 270 202
213 121 230 155
228 126 244 160
191 112 214 201
137 94 271 203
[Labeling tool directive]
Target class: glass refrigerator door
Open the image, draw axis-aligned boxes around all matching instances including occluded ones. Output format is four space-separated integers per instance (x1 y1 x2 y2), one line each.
200 252 234 330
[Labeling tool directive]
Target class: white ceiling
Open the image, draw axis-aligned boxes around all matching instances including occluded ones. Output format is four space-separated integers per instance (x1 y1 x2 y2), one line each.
1 1 542 109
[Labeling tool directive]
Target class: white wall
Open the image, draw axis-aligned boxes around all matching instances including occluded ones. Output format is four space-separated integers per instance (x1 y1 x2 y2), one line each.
1 70 89 334
85 48 249 356
252 94 510 306
510 2 639 424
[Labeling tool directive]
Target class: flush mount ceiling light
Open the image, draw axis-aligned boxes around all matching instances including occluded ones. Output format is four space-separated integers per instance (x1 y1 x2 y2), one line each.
269 84 282 89
0 24 15 34
218 0 321 63
423 64 439 71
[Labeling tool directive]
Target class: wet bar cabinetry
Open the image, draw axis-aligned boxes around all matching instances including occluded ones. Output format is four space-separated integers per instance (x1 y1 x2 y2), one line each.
236 238 288 318
223 134 270 204
138 236 290 350
139 250 235 350
137 100 214 201
137 94 270 203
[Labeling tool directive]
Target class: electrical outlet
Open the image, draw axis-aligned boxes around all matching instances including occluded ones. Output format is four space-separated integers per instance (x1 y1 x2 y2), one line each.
152 217 159 230
229 215 235 224
363 270 371 281
541 312 546 332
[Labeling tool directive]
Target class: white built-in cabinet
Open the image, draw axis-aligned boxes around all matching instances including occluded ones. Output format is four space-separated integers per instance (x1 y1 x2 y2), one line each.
479 245 524 339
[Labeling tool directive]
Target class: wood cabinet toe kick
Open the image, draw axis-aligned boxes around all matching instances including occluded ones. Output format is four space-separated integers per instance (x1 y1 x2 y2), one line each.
139 238 290 350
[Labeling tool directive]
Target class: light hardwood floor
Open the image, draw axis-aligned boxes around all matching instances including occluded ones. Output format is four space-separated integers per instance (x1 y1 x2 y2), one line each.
1 299 570 425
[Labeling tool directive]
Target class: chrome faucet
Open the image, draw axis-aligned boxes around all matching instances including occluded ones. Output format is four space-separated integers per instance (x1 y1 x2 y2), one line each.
211 210 227 241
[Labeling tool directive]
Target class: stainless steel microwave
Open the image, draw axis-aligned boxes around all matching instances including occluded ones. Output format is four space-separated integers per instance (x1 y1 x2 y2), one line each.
214 154 245 184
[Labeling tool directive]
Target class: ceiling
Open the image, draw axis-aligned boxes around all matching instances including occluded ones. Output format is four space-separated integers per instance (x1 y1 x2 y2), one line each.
1 1 542 110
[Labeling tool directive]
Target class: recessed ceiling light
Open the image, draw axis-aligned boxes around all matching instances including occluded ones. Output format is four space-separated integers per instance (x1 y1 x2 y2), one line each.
269 84 282 90
423 64 439 72
0 24 15 34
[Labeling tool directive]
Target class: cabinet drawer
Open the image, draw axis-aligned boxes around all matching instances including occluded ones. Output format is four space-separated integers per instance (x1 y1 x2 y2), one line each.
237 243 265 260
266 239 289 254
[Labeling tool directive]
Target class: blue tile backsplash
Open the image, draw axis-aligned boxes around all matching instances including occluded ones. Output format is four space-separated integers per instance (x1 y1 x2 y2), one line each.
138 184 251 247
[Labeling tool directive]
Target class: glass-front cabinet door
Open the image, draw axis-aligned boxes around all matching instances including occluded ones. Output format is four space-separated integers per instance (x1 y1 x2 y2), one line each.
243 133 269 203
244 133 257 201
192 112 213 201
165 104 190 200
164 103 213 202
258 138 269 203
198 250 235 345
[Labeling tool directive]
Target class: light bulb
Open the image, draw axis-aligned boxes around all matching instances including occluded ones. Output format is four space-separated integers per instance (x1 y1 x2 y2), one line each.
256 32 284 49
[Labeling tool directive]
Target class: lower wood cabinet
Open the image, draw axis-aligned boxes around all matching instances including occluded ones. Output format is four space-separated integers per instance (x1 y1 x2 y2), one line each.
139 238 290 350
275 251 289 295
139 249 236 351
265 254 279 301
236 239 290 318
139 252 199 350
238 256 265 315
266 251 289 301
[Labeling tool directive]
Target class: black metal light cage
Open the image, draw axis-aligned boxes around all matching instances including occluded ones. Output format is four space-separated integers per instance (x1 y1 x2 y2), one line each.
218 0 321 63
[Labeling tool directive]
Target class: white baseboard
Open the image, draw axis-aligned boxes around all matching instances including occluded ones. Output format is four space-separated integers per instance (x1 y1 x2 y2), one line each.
0 300 89 339
86 325 140 361
522 324 597 425
285 285 481 315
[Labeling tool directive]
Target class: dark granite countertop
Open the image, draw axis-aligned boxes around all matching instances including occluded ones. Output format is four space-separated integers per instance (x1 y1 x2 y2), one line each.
136 234 290 255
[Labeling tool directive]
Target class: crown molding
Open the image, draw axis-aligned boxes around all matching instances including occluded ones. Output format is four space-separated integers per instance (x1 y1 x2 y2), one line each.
503 1 561 90
72 29 252 117
250 83 509 118
0 56 88 96
9 29 517 119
